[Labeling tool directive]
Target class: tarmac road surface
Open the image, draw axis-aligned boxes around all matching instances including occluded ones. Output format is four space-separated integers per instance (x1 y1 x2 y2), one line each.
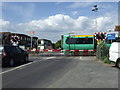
1 54 119 88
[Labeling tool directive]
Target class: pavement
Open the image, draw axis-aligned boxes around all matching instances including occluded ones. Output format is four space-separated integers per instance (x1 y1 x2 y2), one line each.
1 53 119 88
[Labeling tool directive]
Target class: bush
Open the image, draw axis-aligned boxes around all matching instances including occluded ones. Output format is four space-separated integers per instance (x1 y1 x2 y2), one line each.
103 56 111 64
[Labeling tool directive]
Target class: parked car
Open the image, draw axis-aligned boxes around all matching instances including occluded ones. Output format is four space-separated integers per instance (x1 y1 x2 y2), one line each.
0 45 29 67
109 42 120 69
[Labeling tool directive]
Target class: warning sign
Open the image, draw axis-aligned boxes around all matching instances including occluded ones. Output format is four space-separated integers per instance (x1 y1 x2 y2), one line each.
97 40 102 44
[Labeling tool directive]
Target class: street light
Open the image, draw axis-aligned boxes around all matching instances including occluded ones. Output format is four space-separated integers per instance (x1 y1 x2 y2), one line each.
92 5 98 31
92 5 98 12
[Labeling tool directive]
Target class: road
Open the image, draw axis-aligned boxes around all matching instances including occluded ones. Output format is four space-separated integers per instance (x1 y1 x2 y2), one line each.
1 53 119 88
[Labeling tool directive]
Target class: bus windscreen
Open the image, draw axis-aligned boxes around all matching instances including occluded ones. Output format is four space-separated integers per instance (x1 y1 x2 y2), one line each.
66 38 93 44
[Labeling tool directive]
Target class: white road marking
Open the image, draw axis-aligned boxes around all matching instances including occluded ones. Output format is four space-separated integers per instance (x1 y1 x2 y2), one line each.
0 62 33 74
45 57 56 60
79 56 95 61
80 57 82 60
0 57 56 75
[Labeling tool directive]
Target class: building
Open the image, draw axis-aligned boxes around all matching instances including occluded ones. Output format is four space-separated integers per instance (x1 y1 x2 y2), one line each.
0 32 38 50
115 25 120 31
37 39 53 50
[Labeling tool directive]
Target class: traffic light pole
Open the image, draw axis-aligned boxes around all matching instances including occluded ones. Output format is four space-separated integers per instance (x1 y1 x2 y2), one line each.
69 33 70 50
31 36 32 49
30 31 35 49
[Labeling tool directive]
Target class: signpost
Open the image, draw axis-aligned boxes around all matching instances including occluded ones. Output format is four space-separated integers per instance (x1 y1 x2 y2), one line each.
30 31 35 49
107 33 116 40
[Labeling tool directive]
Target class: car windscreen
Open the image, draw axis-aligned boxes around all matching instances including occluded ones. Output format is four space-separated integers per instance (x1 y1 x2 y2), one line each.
66 38 93 44
4 46 16 53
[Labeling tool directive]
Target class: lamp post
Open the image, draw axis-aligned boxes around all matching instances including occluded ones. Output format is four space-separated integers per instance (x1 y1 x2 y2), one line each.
92 5 105 45
92 5 98 31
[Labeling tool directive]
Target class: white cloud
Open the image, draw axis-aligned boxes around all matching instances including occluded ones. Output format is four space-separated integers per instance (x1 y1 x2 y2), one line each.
0 14 117 42
0 19 10 26
96 17 113 31
0 19 11 32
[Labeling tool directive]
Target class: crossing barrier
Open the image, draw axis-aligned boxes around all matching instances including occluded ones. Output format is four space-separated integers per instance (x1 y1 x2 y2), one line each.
27 49 96 53
27 49 96 56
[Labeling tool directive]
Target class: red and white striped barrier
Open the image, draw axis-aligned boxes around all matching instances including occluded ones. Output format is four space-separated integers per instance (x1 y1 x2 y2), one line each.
27 49 62 52
27 49 96 52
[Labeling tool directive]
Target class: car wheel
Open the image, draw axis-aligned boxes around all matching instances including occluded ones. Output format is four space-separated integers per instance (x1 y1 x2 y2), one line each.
116 59 120 69
24 56 28 63
9 58 15 67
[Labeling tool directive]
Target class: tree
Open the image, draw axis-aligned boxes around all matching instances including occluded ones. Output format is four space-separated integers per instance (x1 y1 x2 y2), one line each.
53 40 61 49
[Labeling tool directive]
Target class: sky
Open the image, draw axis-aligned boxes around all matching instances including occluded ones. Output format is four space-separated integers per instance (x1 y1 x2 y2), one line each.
1 2 119 42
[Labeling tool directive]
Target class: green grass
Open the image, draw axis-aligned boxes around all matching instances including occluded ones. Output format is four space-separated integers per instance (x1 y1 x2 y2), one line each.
103 56 111 64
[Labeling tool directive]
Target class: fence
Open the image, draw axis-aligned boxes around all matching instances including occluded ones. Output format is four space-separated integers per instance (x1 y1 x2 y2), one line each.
96 42 109 61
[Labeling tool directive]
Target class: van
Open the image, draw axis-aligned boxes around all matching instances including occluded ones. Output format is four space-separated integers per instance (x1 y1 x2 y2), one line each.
109 42 120 69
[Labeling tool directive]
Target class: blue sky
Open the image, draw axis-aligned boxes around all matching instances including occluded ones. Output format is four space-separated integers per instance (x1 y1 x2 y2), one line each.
2 2 118 24
1 2 119 42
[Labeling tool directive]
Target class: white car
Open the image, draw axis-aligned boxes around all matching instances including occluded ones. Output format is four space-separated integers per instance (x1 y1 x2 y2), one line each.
109 42 120 69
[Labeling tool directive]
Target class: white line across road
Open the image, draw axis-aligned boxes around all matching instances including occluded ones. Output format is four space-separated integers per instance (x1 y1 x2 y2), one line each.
80 56 96 61
45 57 56 60
0 57 56 75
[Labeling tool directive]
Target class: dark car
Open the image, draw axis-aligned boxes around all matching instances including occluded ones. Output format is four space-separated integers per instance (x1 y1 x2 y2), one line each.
0 45 29 67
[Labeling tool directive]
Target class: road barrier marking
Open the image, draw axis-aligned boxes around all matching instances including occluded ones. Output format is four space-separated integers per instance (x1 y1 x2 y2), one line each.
0 62 33 75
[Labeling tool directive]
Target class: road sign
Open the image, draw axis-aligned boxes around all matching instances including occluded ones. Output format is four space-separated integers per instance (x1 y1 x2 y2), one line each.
97 40 102 44
107 33 116 40
30 31 35 35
